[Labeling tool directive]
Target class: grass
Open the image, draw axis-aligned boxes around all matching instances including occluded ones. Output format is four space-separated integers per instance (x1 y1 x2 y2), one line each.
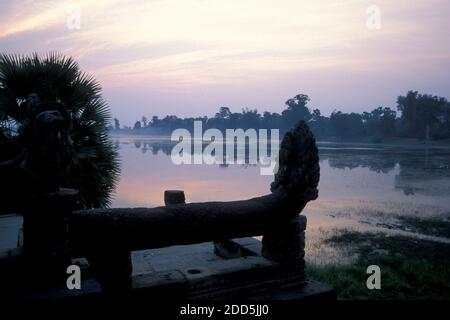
306 230 450 300
352 210 450 238
396 215 450 238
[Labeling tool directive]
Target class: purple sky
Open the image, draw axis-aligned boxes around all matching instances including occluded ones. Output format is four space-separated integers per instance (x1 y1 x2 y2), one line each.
1 0 449 125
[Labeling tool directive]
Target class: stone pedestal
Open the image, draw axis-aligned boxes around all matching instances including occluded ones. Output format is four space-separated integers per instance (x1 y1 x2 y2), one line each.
164 190 186 205
86 247 132 295
22 188 79 285
262 215 307 272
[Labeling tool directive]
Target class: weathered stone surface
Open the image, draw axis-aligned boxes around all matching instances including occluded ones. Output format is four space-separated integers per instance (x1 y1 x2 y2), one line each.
214 238 259 259
262 216 307 266
22 188 79 284
164 190 186 205
248 279 337 301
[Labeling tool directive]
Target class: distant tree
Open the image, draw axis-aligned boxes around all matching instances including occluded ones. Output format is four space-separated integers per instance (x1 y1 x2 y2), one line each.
312 109 321 120
133 121 142 130
397 91 450 139
141 116 148 127
229 112 241 128
124 90 449 141
240 108 261 129
215 107 232 120
309 109 330 138
330 111 364 138
262 111 282 129
209 107 233 131
160 115 181 132
114 118 120 130
151 116 160 128
362 107 397 137
282 94 312 130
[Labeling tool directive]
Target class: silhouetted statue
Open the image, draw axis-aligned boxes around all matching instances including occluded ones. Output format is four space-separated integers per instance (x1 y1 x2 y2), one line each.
0 94 74 210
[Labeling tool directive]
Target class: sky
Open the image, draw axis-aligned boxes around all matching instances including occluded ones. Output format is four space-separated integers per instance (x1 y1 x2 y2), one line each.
1 0 449 125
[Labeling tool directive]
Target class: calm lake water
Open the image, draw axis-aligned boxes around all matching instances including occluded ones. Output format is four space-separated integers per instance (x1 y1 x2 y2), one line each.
112 136 450 244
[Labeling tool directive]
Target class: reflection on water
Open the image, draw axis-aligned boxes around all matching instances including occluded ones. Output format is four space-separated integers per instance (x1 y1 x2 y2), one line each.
112 135 450 261
112 136 274 207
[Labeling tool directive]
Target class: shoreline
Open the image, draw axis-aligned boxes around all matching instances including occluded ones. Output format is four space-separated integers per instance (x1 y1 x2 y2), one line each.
110 132 450 149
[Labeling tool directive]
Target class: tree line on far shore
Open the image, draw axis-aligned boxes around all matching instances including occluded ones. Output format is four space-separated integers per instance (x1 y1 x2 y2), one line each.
110 91 450 141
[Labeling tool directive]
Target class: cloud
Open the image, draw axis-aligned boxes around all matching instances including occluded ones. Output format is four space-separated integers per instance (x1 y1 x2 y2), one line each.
0 0 449 121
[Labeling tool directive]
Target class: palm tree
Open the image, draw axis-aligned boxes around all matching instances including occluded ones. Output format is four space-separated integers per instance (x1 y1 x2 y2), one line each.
0 53 120 208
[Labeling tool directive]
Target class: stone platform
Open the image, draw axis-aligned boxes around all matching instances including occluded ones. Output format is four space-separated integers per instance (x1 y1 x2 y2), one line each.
1 214 335 302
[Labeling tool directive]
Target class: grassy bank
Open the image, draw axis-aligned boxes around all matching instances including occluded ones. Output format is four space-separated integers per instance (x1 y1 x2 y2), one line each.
306 230 450 300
